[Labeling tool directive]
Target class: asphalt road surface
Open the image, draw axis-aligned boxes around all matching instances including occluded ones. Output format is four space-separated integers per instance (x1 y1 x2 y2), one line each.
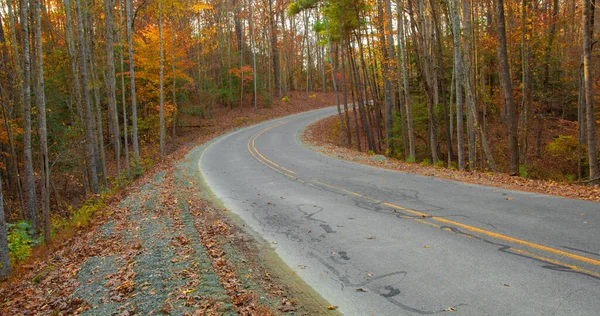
200 107 600 315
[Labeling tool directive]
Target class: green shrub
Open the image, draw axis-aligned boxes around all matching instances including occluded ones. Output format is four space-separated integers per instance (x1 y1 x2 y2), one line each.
7 221 37 263
547 135 578 160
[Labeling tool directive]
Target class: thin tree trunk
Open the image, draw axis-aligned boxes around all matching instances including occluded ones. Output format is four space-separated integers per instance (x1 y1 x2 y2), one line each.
496 0 519 175
126 0 140 172
105 0 121 184
397 0 415 161
20 0 39 232
171 13 177 146
270 0 280 97
0 174 10 279
87 17 107 186
250 0 257 110
451 0 465 170
33 0 50 242
326 21 345 146
118 0 130 177
159 0 165 157
340 27 352 146
583 0 599 184
520 0 530 166
76 0 99 193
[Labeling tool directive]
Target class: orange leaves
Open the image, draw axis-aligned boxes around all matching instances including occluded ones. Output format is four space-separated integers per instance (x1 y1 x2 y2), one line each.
229 65 255 86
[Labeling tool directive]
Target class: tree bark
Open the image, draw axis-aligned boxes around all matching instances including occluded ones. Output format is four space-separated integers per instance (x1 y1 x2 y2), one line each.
583 0 599 184
76 0 99 193
0 174 10 279
33 0 51 242
118 0 130 177
496 0 519 175
159 0 166 157
452 0 465 170
104 0 121 184
126 0 140 172
397 0 415 161
20 0 39 232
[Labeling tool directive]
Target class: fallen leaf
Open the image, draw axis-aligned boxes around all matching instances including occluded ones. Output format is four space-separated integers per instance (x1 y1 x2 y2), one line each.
327 305 338 310
502 284 510 287
506 197 514 200
272 241 278 244
424 245 430 249
356 288 368 292
278 305 297 312
443 307 457 312
367 273 373 278
297 264 306 269
366 236 376 239
181 289 195 295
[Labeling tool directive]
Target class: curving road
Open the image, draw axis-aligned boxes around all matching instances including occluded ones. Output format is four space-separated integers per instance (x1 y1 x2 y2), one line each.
200 107 600 315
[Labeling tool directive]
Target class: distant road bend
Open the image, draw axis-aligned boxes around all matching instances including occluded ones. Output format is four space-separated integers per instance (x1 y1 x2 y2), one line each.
200 107 600 315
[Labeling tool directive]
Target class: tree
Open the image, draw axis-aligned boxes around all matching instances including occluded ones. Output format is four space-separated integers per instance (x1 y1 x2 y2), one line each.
20 0 39 233
76 0 99 194
159 0 166 157
495 0 518 175
126 0 141 171
582 0 599 184
33 0 50 241
104 0 122 184
397 0 414 161
0 175 9 279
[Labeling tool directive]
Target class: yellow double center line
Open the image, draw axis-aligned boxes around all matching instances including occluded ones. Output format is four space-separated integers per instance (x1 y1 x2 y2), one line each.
247 122 600 278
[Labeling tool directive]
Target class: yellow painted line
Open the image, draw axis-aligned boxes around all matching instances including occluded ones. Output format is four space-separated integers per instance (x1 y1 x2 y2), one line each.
249 122 296 175
312 181 600 268
510 248 600 278
245 119 600 274
382 203 600 266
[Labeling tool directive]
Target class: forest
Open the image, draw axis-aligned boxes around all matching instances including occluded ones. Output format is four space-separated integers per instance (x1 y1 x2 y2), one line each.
0 0 599 279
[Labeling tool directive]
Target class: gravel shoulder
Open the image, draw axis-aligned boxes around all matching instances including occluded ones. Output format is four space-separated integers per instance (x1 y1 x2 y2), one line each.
0 97 339 315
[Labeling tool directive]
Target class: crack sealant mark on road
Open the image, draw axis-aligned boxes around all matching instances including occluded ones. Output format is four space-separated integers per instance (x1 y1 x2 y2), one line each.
249 116 600 281
440 225 600 280
306 251 448 314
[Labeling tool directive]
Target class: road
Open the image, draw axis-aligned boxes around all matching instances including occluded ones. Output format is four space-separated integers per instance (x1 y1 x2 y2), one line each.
200 107 600 315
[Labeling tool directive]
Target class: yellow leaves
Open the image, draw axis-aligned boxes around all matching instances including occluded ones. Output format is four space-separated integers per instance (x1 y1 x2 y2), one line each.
180 288 195 295
327 305 338 310
191 3 213 11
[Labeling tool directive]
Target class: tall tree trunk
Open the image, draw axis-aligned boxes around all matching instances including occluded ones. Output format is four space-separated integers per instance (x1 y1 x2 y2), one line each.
33 0 50 242
430 0 453 165
159 0 166 157
105 0 121 184
20 0 39 232
250 0 258 110
496 0 519 175
520 0 530 166
378 0 393 150
583 0 599 184
0 174 10 279
76 0 99 193
452 0 465 170
269 0 280 97
171 15 177 147
340 31 352 147
326 22 346 147
397 0 415 161
126 0 140 172
118 0 130 177
87 17 107 186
